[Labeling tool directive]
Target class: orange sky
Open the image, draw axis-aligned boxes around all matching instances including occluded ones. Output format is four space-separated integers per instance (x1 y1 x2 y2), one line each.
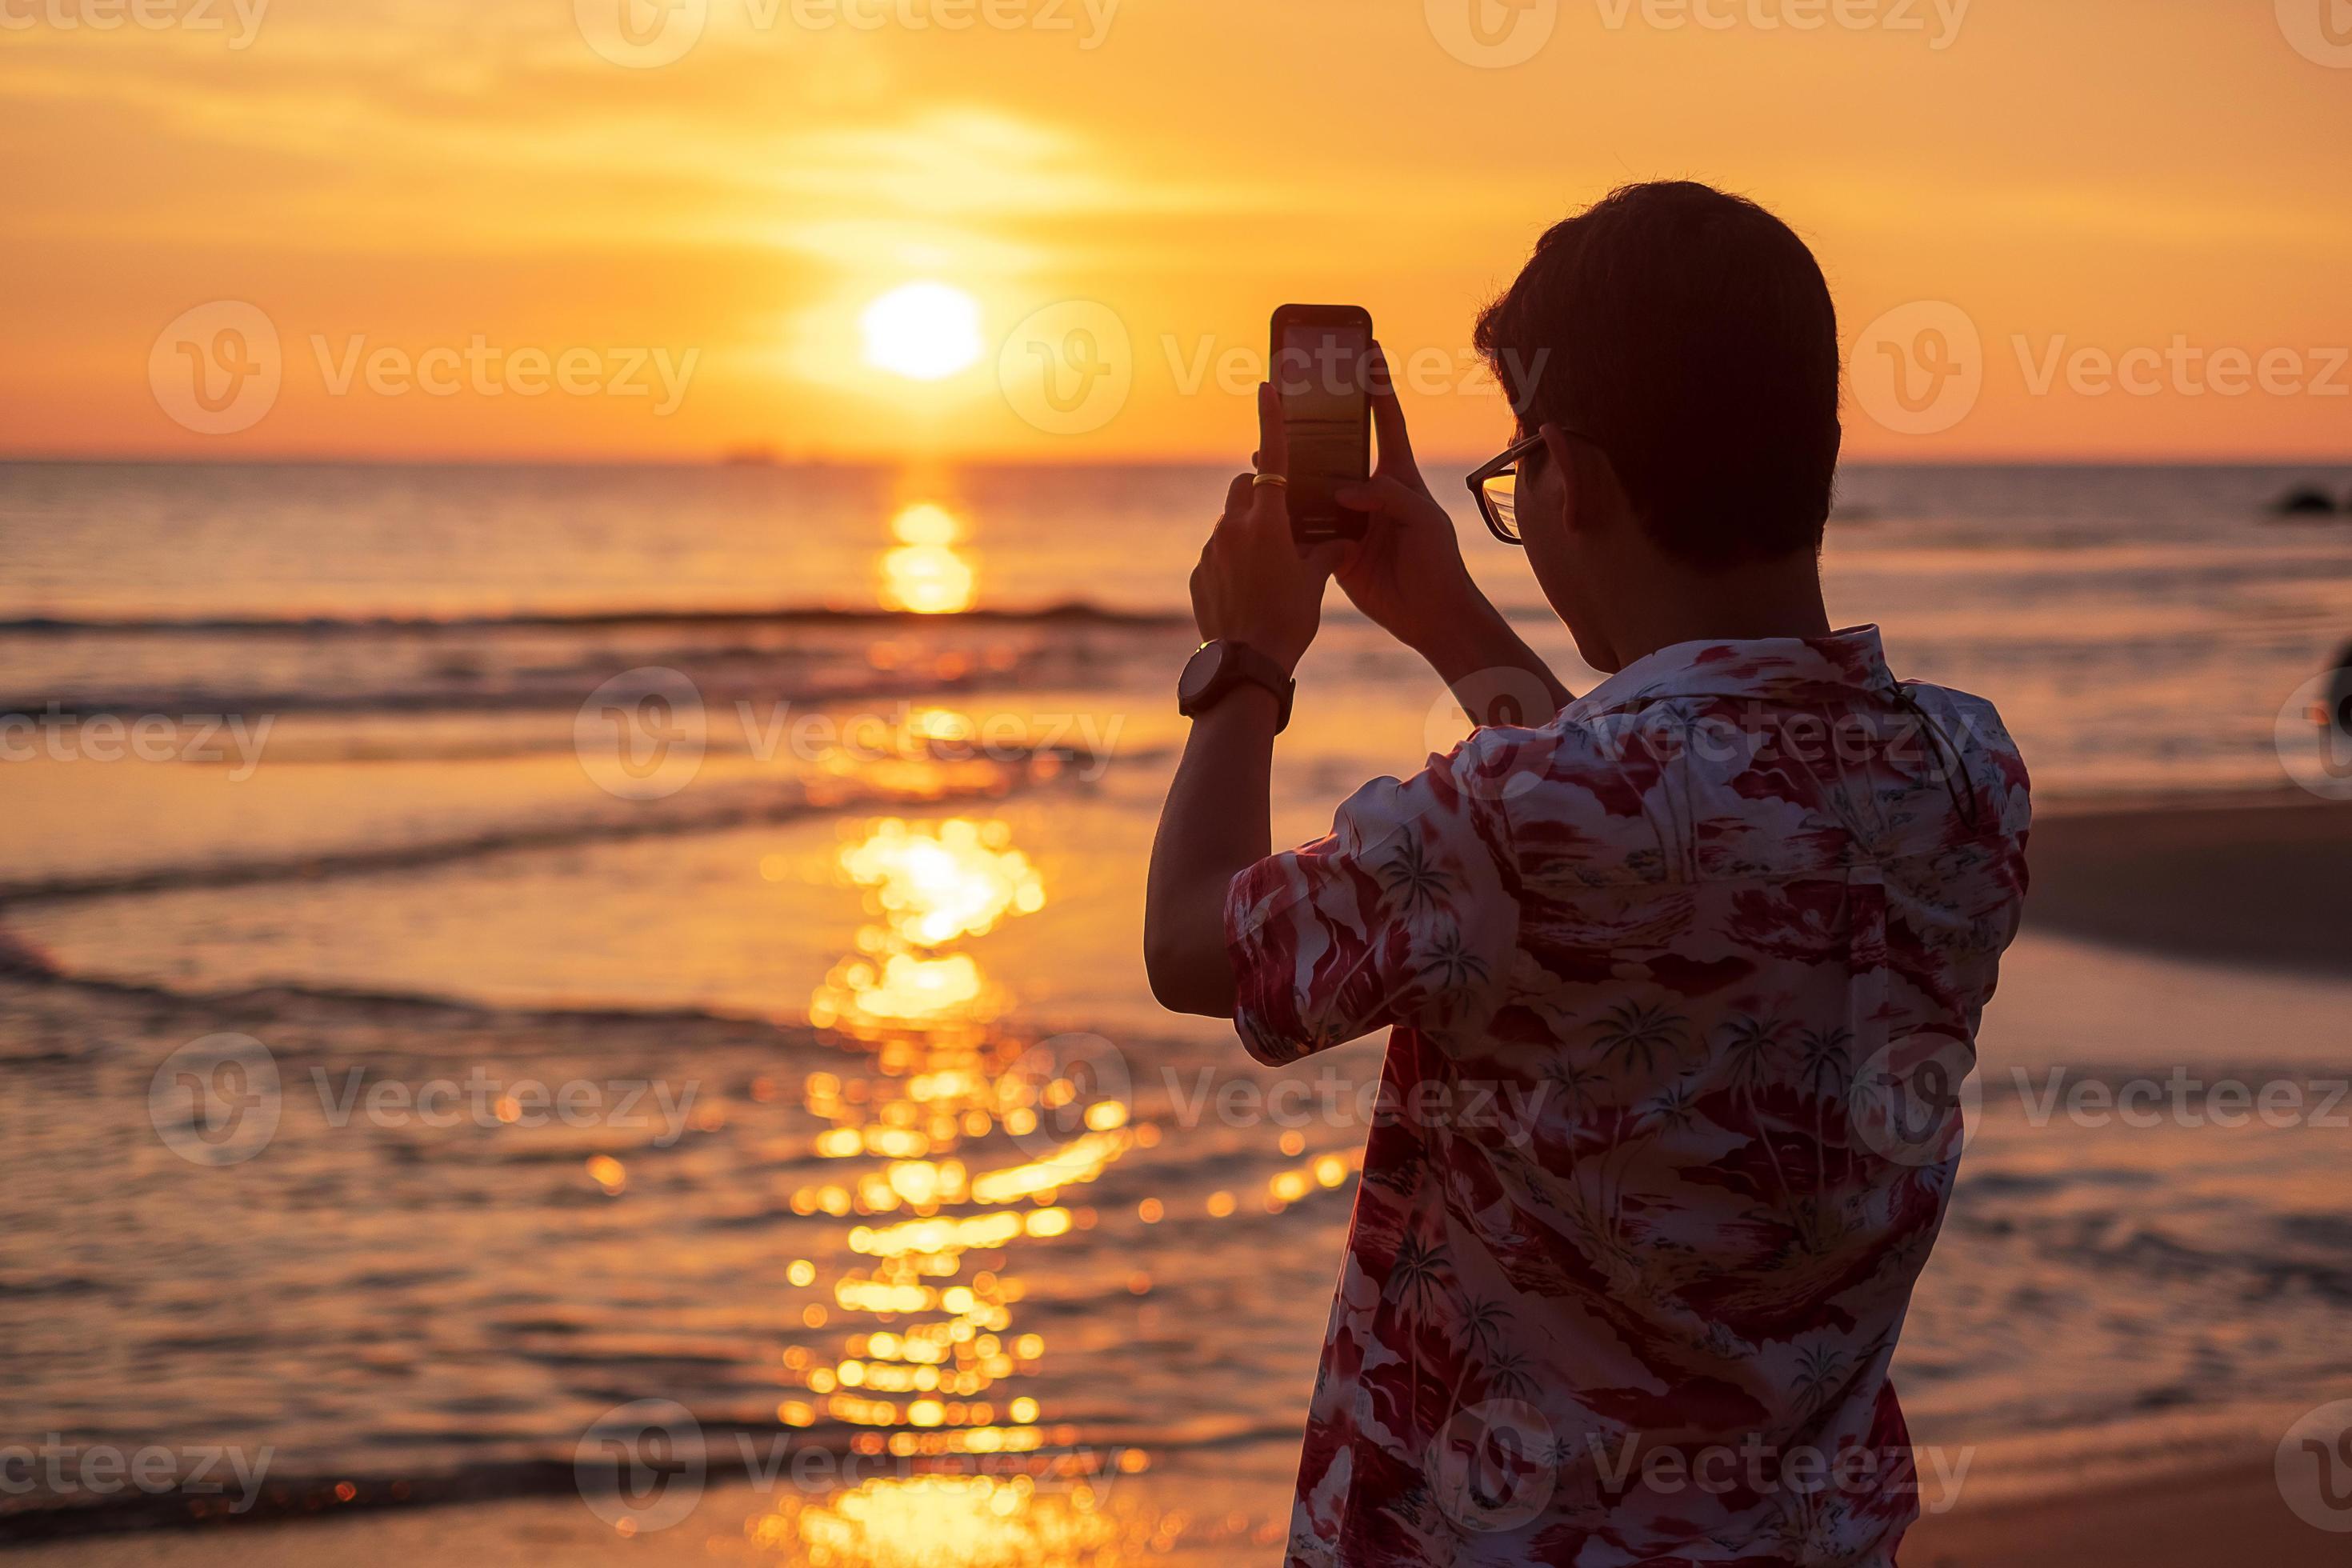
4 0 2349 462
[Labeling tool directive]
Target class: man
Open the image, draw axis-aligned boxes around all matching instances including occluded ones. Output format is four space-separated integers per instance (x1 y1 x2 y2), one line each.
2326 638 2352 780
1144 182 2030 1566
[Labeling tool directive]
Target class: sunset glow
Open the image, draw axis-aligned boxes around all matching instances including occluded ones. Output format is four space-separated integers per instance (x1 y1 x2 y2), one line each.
13 6 2350 1559
6 3 2346 462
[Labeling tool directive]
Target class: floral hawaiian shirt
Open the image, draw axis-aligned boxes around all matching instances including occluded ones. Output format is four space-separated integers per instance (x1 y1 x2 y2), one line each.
1226 627 2031 1567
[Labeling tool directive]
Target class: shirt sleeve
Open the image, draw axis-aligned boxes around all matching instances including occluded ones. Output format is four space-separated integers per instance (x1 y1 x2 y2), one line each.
1223 733 1525 1066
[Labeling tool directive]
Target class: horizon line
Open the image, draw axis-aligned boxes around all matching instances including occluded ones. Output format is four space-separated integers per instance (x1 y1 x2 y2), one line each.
6 451 2351 471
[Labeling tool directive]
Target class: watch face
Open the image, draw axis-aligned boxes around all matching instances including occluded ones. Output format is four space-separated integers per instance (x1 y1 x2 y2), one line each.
1178 642 1227 710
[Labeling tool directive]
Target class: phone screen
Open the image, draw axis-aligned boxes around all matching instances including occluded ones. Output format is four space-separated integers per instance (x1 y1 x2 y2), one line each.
1274 318 1370 540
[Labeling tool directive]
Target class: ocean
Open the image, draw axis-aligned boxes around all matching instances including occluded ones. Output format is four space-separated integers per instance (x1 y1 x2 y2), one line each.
3 459 2351 1552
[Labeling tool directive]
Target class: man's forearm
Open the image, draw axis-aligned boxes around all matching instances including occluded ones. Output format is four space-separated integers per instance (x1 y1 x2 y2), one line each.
1143 689 1280 1018
1417 598 1574 722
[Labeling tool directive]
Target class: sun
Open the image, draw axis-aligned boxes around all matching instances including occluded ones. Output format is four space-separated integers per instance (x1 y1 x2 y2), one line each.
860 282 984 382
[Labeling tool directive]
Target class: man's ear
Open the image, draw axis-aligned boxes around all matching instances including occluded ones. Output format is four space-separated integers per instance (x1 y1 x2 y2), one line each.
1536 422 1585 535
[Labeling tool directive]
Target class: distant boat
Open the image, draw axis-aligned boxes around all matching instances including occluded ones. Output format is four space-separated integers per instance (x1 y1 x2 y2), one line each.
2270 485 2338 517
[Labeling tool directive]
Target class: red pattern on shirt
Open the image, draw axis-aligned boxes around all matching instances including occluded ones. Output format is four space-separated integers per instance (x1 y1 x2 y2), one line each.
1226 628 2030 1567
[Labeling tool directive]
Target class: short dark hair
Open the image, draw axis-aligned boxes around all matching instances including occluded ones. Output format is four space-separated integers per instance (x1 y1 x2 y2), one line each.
1474 181 1842 569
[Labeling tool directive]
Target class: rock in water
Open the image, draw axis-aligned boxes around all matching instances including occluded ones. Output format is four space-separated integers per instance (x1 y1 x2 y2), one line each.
2271 486 2338 516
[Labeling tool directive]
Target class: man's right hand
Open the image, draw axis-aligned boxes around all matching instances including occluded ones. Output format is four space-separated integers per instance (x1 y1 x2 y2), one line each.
1333 347 1570 718
1330 345 1490 661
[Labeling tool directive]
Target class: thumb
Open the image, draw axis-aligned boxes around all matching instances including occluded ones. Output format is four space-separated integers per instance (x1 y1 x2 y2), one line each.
1254 381 1289 480
1366 342 1420 476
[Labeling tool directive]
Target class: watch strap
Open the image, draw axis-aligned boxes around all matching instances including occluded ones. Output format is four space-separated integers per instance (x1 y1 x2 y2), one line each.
1180 640 1297 734
1224 642 1297 734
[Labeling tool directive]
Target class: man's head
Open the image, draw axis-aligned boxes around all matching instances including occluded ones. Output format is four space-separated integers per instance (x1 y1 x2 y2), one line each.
1474 182 1842 671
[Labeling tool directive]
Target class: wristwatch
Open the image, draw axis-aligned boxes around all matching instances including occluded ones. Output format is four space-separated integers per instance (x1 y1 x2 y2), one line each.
1178 640 1296 733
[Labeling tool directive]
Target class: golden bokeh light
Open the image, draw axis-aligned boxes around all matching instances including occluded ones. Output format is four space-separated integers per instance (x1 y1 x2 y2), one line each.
754 1472 1169 1568
880 546 978 616
839 819 1045 951
891 503 964 548
878 504 978 614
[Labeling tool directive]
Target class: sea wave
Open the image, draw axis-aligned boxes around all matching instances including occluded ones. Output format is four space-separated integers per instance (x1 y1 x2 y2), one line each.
0 759 1085 909
0 602 1190 637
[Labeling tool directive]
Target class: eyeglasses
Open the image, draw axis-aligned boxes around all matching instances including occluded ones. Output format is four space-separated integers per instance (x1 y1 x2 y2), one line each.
1463 427 1603 547
1464 432 1543 546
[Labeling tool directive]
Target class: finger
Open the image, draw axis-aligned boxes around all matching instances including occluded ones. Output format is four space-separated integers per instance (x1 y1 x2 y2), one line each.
1366 342 1419 478
1248 472 1290 534
1255 382 1289 479
1302 541 1348 577
1224 471 1255 518
1334 474 1428 518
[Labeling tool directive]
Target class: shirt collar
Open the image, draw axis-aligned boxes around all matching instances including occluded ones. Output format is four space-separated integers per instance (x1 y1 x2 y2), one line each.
1570 625 1898 718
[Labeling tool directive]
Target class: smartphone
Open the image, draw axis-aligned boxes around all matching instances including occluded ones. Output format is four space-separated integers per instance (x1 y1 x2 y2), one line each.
1269 304 1373 543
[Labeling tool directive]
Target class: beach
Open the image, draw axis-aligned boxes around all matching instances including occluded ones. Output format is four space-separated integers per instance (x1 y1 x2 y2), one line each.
5 785 2349 1566
1907 1465 2342 1567
3 459 2350 1562
8 1463 2346 1568
2023 792 2352 977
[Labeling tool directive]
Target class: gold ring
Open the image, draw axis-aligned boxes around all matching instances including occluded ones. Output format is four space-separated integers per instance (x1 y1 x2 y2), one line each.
1251 473 1289 489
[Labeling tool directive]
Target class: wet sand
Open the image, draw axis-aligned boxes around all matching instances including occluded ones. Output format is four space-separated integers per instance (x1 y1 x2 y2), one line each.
2026 790 2352 978
7 1462 2342 1566
1902 1465 2340 1566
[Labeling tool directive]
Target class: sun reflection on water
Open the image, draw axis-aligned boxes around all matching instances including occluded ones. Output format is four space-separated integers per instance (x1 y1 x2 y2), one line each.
762 813 1167 1562
811 818 1044 1032
754 1470 1177 1568
842 818 1045 950
881 503 977 614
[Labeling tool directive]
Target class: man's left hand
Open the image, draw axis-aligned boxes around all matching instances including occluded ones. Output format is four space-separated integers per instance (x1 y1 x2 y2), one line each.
1188 382 1340 674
